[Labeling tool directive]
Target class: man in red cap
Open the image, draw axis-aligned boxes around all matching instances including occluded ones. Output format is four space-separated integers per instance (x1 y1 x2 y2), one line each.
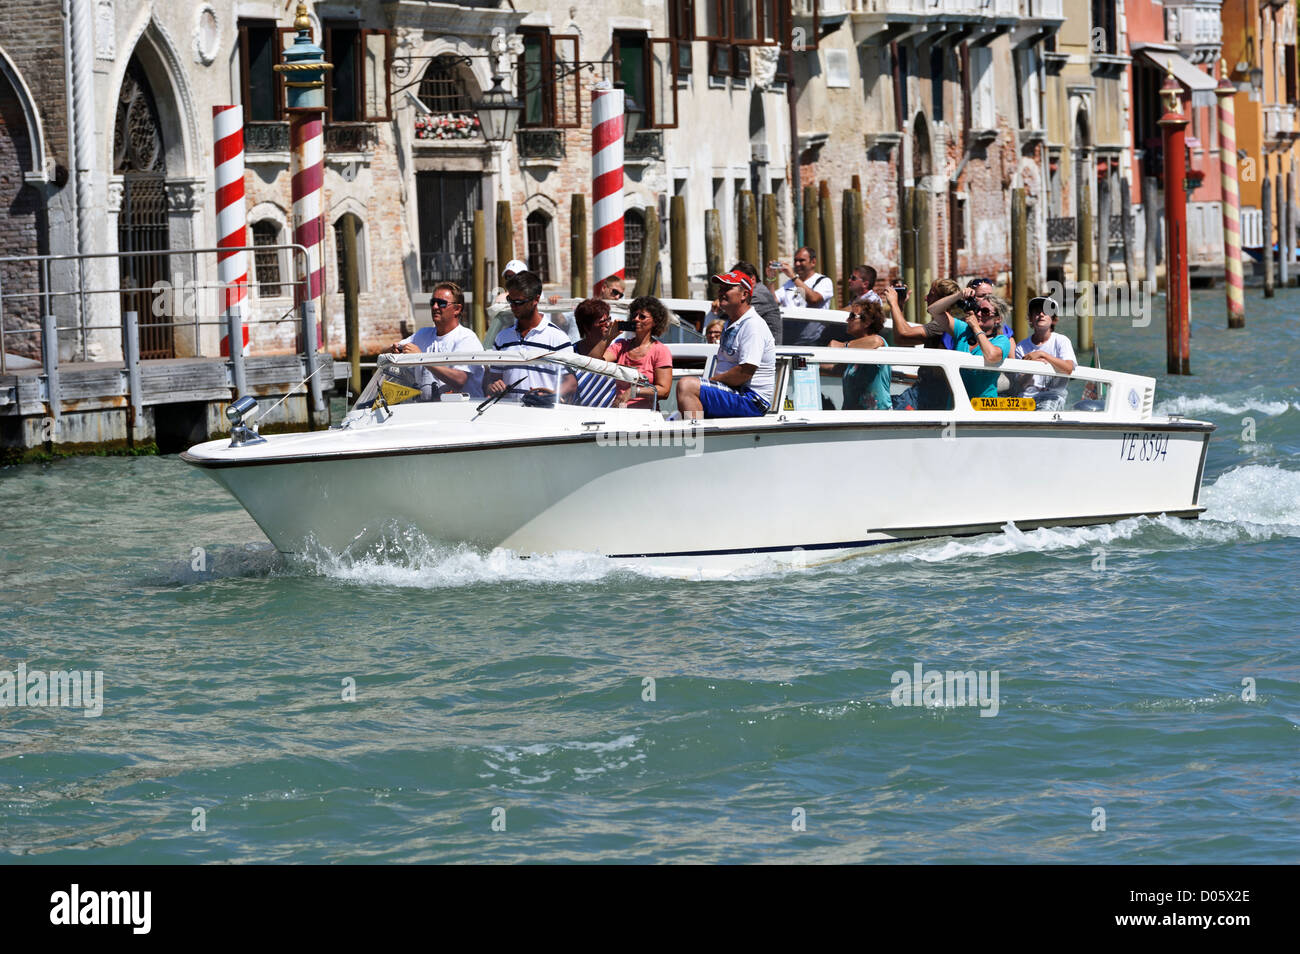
675 270 776 418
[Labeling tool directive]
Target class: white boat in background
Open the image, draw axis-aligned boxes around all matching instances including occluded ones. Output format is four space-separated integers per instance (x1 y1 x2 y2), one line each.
182 338 1215 576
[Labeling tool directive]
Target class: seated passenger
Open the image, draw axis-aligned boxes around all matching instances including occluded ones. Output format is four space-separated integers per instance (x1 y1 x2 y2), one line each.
487 270 576 401
573 298 616 357
388 281 484 398
948 294 1012 400
825 297 891 410
589 295 674 409
1014 296 1077 411
704 319 724 344
675 270 775 418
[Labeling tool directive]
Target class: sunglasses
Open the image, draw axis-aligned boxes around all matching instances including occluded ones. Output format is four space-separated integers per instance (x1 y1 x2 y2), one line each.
975 309 997 318
607 289 624 299
430 299 456 309
506 296 537 307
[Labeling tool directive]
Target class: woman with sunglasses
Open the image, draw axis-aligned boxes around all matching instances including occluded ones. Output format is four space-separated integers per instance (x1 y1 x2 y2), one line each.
948 295 1012 399
588 296 674 409
824 297 891 410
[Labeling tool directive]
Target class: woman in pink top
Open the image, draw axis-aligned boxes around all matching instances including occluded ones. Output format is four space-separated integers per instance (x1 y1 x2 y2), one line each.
590 296 674 409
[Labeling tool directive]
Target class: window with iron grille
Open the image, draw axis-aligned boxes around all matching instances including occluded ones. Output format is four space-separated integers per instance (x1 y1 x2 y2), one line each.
252 220 282 297
526 211 551 284
624 209 645 282
419 56 471 114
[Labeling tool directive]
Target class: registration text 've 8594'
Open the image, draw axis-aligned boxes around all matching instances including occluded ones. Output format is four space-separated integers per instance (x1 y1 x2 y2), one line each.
1120 432 1169 461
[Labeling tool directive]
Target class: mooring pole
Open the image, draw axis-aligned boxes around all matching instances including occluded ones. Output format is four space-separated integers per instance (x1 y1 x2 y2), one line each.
670 195 688 299
570 194 587 298
1011 187 1030 341
1158 64 1191 375
1215 62 1246 328
1262 165 1274 299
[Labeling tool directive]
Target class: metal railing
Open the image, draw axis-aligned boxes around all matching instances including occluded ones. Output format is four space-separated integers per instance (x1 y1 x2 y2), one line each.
1047 216 1076 244
517 129 565 160
0 244 326 420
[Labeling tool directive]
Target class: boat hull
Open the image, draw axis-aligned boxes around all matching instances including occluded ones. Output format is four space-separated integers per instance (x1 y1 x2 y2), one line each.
184 417 1212 574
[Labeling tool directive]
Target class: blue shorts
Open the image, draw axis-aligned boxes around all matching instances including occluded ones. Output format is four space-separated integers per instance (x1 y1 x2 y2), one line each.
698 380 769 418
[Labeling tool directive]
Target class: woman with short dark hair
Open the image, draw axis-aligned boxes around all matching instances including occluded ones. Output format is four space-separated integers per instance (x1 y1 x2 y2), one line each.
826 297 891 410
573 298 614 356
589 296 673 409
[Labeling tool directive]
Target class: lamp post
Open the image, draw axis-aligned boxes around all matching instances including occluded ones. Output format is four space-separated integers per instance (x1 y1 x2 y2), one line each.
1159 64 1191 375
474 74 522 143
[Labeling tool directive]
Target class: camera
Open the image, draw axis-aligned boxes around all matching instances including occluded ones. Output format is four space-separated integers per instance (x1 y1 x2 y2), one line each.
893 284 909 302
954 296 978 312
618 319 637 332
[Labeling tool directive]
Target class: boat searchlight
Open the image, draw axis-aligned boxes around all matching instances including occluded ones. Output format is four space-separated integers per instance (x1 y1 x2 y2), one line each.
226 395 266 447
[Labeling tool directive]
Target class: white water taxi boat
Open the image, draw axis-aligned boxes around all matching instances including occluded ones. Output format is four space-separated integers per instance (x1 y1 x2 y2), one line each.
182 339 1214 576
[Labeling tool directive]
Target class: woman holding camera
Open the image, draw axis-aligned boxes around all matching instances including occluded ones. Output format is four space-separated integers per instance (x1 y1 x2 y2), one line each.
587 295 674 409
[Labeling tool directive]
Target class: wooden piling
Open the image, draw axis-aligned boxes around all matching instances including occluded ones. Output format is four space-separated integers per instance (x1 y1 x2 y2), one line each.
818 180 836 292
1282 170 1292 287
496 200 514 280
1077 172 1094 354
704 208 724 297
738 190 759 269
842 189 863 306
1120 176 1136 285
914 186 931 307
670 195 689 298
761 192 778 279
633 203 660 298
340 214 361 397
1263 172 1274 298
803 184 819 262
570 194 588 298
1097 162 1111 293
1011 187 1030 341
901 186 917 324
472 209 486 338
1143 175 1160 287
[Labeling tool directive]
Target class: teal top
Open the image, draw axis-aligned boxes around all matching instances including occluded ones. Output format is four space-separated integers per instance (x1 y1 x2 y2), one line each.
843 360 892 410
951 318 1011 399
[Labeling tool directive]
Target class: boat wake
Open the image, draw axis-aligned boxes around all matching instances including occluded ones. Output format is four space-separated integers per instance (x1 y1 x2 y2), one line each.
1156 393 1300 418
286 465 1300 587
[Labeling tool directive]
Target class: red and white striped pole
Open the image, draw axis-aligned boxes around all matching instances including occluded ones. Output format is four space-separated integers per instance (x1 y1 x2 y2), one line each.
213 105 250 391
1216 61 1246 329
591 83 624 293
290 114 324 344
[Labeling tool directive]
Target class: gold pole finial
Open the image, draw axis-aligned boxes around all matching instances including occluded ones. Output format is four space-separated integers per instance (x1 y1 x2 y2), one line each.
295 2 310 32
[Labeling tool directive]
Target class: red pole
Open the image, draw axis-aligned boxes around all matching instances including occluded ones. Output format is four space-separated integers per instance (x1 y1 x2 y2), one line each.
1158 65 1190 375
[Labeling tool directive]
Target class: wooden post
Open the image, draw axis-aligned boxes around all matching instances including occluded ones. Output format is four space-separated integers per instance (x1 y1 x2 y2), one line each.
570 194 588 298
1097 160 1111 293
472 209 486 339
496 200 514 279
1011 187 1030 341
1077 158 1094 354
915 186 932 306
1263 171 1274 298
842 188 863 306
633 203 661 297
902 186 917 324
1143 175 1160 286
1282 170 1292 286
670 195 689 298
340 214 361 397
761 192 778 278
818 180 836 292
1120 176 1136 285
738 189 759 268
803 184 819 262
704 208 724 296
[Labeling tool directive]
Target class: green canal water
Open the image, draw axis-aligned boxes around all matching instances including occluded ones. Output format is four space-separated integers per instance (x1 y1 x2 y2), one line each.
2 287 1298 863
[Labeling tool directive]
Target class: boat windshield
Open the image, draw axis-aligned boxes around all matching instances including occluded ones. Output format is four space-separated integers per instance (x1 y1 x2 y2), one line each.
350 351 641 413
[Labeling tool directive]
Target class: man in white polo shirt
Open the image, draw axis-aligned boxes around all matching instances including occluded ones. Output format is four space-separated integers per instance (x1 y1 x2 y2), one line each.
675 270 775 418
487 270 576 399
389 281 484 398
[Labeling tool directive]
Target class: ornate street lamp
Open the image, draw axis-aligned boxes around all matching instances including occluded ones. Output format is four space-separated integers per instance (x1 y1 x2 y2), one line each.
474 74 522 143
623 94 643 145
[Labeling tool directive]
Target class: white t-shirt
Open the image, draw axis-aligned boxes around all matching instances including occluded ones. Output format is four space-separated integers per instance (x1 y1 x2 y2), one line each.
776 271 833 310
493 317 574 391
1015 331 1077 400
398 323 484 398
715 307 776 406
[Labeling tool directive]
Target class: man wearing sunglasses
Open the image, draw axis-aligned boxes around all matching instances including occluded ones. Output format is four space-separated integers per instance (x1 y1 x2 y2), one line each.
389 282 484 398
488 270 575 397
947 295 1012 400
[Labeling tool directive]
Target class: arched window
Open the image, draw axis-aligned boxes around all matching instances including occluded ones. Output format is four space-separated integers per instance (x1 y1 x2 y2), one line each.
333 214 367 293
418 55 471 114
251 220 282 297
526 211 551 284
624 209 645 283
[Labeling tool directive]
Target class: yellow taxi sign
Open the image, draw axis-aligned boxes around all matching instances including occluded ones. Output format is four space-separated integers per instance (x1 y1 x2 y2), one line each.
970 396 1036 411
379 379 423 406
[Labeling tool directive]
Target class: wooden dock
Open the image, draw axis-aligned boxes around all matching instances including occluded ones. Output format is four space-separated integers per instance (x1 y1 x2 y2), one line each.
1 354 347 461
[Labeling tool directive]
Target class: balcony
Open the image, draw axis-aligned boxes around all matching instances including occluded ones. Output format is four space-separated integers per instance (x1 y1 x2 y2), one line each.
1047 216 1076 245
246 122 290 154
1264 104 1297 142
626 130 663 163
325 124 377 155
516 128 565 161
414 112 482 142
1012 0 1065 48
1163 0 1224 65
850 0 1022 47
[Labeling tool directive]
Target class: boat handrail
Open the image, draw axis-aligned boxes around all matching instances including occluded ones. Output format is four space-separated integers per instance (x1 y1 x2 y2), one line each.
378 349 643 384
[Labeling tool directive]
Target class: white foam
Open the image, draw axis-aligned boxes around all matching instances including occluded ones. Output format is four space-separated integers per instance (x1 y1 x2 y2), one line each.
1156 394 1298 417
